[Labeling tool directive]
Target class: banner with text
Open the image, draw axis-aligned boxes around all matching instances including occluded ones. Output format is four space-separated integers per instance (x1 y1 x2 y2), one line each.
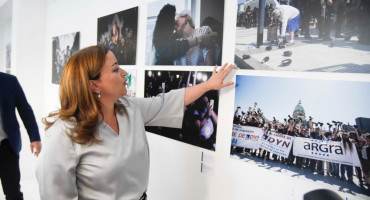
293 137 361 167
231 125 263 149
259 131 294 158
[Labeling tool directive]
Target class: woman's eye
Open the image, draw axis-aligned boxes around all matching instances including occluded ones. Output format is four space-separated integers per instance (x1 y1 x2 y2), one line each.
113 68 119 72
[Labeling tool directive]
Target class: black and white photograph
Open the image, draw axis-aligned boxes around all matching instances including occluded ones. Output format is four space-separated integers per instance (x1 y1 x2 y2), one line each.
145 0 224 66
235 0 370 73
52 31 80 84
145 70 219 151
97 7 138 65
231 75 370 199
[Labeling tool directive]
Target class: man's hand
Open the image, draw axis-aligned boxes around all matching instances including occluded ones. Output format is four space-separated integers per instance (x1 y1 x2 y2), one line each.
198 32 217 48
30 141 42 157
278 38 284 45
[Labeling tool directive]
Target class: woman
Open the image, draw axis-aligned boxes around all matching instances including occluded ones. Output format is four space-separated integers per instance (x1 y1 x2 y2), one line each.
340 132 354 183
152 4 216 65
36 45 234 199
272 0 301 45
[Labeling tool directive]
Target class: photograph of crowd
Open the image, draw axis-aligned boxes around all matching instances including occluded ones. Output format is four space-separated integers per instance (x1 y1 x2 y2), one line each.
235 0 370 73
52 31 80 84
97 7 138 65
124 69 137 97
231 75 370 198
145 70 219 151
145 0 224 66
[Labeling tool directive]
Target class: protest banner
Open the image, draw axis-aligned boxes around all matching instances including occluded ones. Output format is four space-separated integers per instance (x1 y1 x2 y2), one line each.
231 125 263 149
259 131 294 158
293 137 361 167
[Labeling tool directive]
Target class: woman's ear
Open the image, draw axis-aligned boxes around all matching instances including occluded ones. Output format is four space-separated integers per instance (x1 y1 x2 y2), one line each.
89 80 99 94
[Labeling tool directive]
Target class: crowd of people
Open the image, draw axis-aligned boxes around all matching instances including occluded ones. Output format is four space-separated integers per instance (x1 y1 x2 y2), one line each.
98 10 137 65
145 71 219 150
232 104 370 194
52 32 80 84
237 0 370 45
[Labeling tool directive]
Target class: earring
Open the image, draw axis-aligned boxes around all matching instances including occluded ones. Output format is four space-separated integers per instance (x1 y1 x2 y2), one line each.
97 91 101 98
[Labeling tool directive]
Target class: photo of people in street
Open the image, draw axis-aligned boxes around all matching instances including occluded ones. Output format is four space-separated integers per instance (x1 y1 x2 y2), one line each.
97 7 138 65
145 0 224 66
231 75 370 199
235 0 370 73
52 32 80 84
145 70 219 151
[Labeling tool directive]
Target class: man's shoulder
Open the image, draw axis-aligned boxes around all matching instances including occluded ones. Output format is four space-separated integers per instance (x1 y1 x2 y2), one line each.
0 72 16 81
196 26 212 34
0 73 17 88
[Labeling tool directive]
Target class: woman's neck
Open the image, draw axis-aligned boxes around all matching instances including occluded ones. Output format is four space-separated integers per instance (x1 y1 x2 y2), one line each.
100 102 119 134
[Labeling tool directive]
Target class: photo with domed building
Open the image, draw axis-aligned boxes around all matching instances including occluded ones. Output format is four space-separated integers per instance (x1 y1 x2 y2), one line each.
230 75 370 198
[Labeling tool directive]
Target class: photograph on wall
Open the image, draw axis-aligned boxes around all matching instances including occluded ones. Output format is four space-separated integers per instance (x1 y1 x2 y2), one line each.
52 32 80 84
97 7 138 65
145 70 219 151
235 0 370 74
5 43 11 74
145 0 224 66
230 75 370 199
124 69 137 97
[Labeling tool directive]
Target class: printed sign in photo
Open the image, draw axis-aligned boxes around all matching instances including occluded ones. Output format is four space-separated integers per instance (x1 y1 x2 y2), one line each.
97 7 138 65
294 137 361 167
232 125 262 150
52 32 80 84
231 74 370 198
145 0 224 66
259 131 293 158
145 70 219 151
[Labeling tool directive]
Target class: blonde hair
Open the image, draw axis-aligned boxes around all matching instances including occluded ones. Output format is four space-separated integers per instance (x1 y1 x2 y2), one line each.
43 45 109 145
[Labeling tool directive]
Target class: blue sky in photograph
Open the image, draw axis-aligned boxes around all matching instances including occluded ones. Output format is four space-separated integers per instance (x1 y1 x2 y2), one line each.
238 0 249 4
234 75 370 125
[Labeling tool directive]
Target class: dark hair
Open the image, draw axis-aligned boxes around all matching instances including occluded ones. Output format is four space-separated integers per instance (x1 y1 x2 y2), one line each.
342 136 353 152
153 4 176 46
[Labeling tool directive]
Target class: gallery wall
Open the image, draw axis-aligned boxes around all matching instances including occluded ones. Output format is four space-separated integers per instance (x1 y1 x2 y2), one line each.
0 0 46 182
1 0 370 199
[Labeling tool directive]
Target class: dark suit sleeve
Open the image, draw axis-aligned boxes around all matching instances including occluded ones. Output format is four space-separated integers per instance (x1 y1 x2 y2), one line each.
14 77 41 142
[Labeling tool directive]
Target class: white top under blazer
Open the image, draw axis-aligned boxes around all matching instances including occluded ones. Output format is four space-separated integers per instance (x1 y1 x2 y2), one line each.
36 89 185 200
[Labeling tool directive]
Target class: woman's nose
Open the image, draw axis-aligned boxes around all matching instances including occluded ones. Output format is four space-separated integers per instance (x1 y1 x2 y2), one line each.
120 69 127 77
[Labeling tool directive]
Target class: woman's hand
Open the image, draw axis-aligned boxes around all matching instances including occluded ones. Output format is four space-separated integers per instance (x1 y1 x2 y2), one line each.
205 63 235 91
184 63 235 106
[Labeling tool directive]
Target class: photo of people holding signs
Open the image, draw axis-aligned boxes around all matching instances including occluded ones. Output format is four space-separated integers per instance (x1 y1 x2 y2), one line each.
231 75 370 198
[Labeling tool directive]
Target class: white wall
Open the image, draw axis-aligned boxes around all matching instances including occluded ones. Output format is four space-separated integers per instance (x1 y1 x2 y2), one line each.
9 0 46 180
3 0 370 200
0 21 12 72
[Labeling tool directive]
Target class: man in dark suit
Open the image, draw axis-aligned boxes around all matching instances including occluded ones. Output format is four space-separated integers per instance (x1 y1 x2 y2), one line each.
0 72 41 200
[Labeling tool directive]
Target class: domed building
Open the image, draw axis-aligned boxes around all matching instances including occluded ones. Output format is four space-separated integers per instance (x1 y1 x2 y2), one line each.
293 100 306 122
